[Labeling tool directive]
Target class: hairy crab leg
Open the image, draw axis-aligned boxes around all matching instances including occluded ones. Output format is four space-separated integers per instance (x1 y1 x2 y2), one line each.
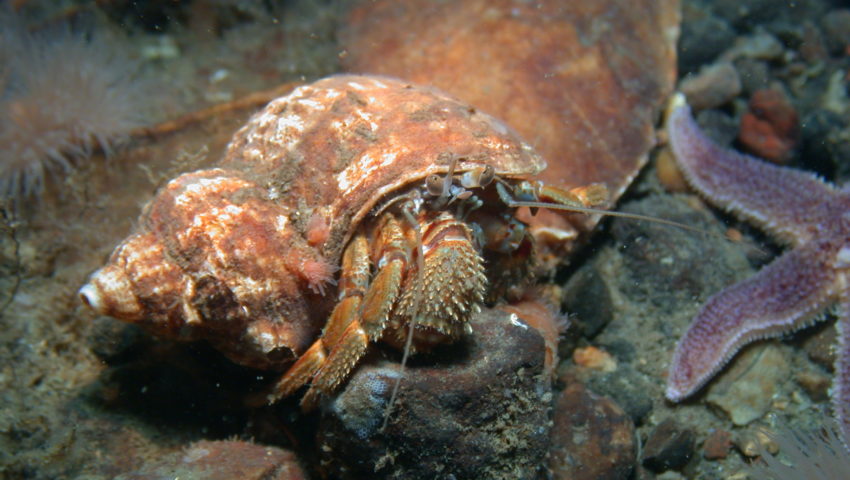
268 234 371 403
299 215 410 409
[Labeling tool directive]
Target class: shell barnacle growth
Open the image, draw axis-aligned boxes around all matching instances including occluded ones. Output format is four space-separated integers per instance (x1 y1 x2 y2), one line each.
79 75 609 410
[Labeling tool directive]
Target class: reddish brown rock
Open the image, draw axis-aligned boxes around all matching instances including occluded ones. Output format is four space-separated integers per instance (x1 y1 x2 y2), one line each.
738 88 800 163
317 308 551 480
341 0 680 268
549 383 636 480
702 429 733 460
115 440 306 480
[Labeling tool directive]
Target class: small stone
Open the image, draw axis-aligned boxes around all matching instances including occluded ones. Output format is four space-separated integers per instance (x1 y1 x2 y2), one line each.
720 31 786 63
115 440 306 480
573 346 617 372
641 419 695 472
736 429 779 458
822 9 850 55
317 308 551 479
585 366 655 424
706 343 790 426
702 429 733 460
795 370 831 402
738 89 800 163
678 4 736 74
562 264 613 339
801 321 837 370
655 147 689 193
680 62 742 111
733 58 771 96
549 383 636 480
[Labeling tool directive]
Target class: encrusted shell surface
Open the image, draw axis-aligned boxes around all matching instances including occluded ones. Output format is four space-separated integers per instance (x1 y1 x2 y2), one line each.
81 74 546 371
222 74 545 261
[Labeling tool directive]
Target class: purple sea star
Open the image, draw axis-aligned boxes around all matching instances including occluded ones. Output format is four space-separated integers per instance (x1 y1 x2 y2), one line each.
664 94 850 444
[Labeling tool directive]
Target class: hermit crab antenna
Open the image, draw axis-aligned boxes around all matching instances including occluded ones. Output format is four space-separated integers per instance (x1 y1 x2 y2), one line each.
381 205 426 431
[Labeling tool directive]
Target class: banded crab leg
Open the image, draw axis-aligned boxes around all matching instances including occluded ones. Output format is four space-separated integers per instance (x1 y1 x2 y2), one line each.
272 214 411 410
267 233 371 404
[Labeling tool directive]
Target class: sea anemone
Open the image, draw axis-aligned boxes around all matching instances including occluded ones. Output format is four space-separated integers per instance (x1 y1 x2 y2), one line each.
0 12 156 204
747 417 850 479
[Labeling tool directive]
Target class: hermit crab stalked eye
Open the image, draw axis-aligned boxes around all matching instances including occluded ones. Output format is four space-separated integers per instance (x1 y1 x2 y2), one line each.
80 74 608 409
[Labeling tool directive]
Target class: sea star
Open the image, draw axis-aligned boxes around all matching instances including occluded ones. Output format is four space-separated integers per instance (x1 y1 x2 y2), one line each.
664 93 850 444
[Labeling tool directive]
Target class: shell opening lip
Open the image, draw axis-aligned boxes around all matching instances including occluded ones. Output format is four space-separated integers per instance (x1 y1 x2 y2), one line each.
78 283 101 311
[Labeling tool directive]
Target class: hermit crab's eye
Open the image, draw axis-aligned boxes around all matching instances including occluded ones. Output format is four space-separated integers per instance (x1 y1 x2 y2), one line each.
426 174 444 196
479 165 495 186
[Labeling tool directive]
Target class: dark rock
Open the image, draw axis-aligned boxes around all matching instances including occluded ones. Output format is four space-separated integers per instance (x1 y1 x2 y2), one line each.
641 419 695 472
585 366 654 424
734 58 771 96
610 195 751 312
562 264 613 339
801 321 837 370
317 308 552 480
800 109 850 182
549 383 636 480
822 9 850 55
88 317 148 364
679 4 736 74
694 109 739 147
115 440 306 480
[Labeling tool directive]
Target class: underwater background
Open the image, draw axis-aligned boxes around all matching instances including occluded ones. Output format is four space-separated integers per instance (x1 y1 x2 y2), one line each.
1 1 849 479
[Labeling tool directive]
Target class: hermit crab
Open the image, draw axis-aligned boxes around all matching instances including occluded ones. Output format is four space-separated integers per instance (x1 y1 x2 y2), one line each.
79 75 611 409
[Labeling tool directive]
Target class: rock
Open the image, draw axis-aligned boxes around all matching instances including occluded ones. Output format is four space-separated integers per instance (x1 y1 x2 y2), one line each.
800 109 850 182
562 264 614 339
702 429 733 460
738 88 799 163
821 9 850 55
610 195 751 311
795 370 831 402
680 62 742 111
706 343 789 426
801 321 837 370
317 308 552 480
115 440 306 480
641 419 695 472
584 366 655 424
678 4 736 74
549 382 636 480
733 58 771 96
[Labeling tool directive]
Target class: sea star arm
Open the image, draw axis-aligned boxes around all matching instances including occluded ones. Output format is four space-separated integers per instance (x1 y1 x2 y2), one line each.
666 240 838 402
836 301 850 450
667 95 835 246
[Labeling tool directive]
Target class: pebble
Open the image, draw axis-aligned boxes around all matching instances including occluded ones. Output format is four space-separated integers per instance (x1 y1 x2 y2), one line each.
795 370 831 402
641 419 695 472
738 88 800 163
549 382 636 480
317 307 551 479
702 429 733 460
706 343 789 426
801 321 836 370
678 4 736 74
562 264 614 339
720 31 786 63
114 440 306 480
584 366 655 424
679 62 742 111
821 9 850 55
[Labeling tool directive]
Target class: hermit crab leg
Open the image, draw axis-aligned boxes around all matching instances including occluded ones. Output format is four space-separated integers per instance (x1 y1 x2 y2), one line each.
300 215 411 409
268 233 371 404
